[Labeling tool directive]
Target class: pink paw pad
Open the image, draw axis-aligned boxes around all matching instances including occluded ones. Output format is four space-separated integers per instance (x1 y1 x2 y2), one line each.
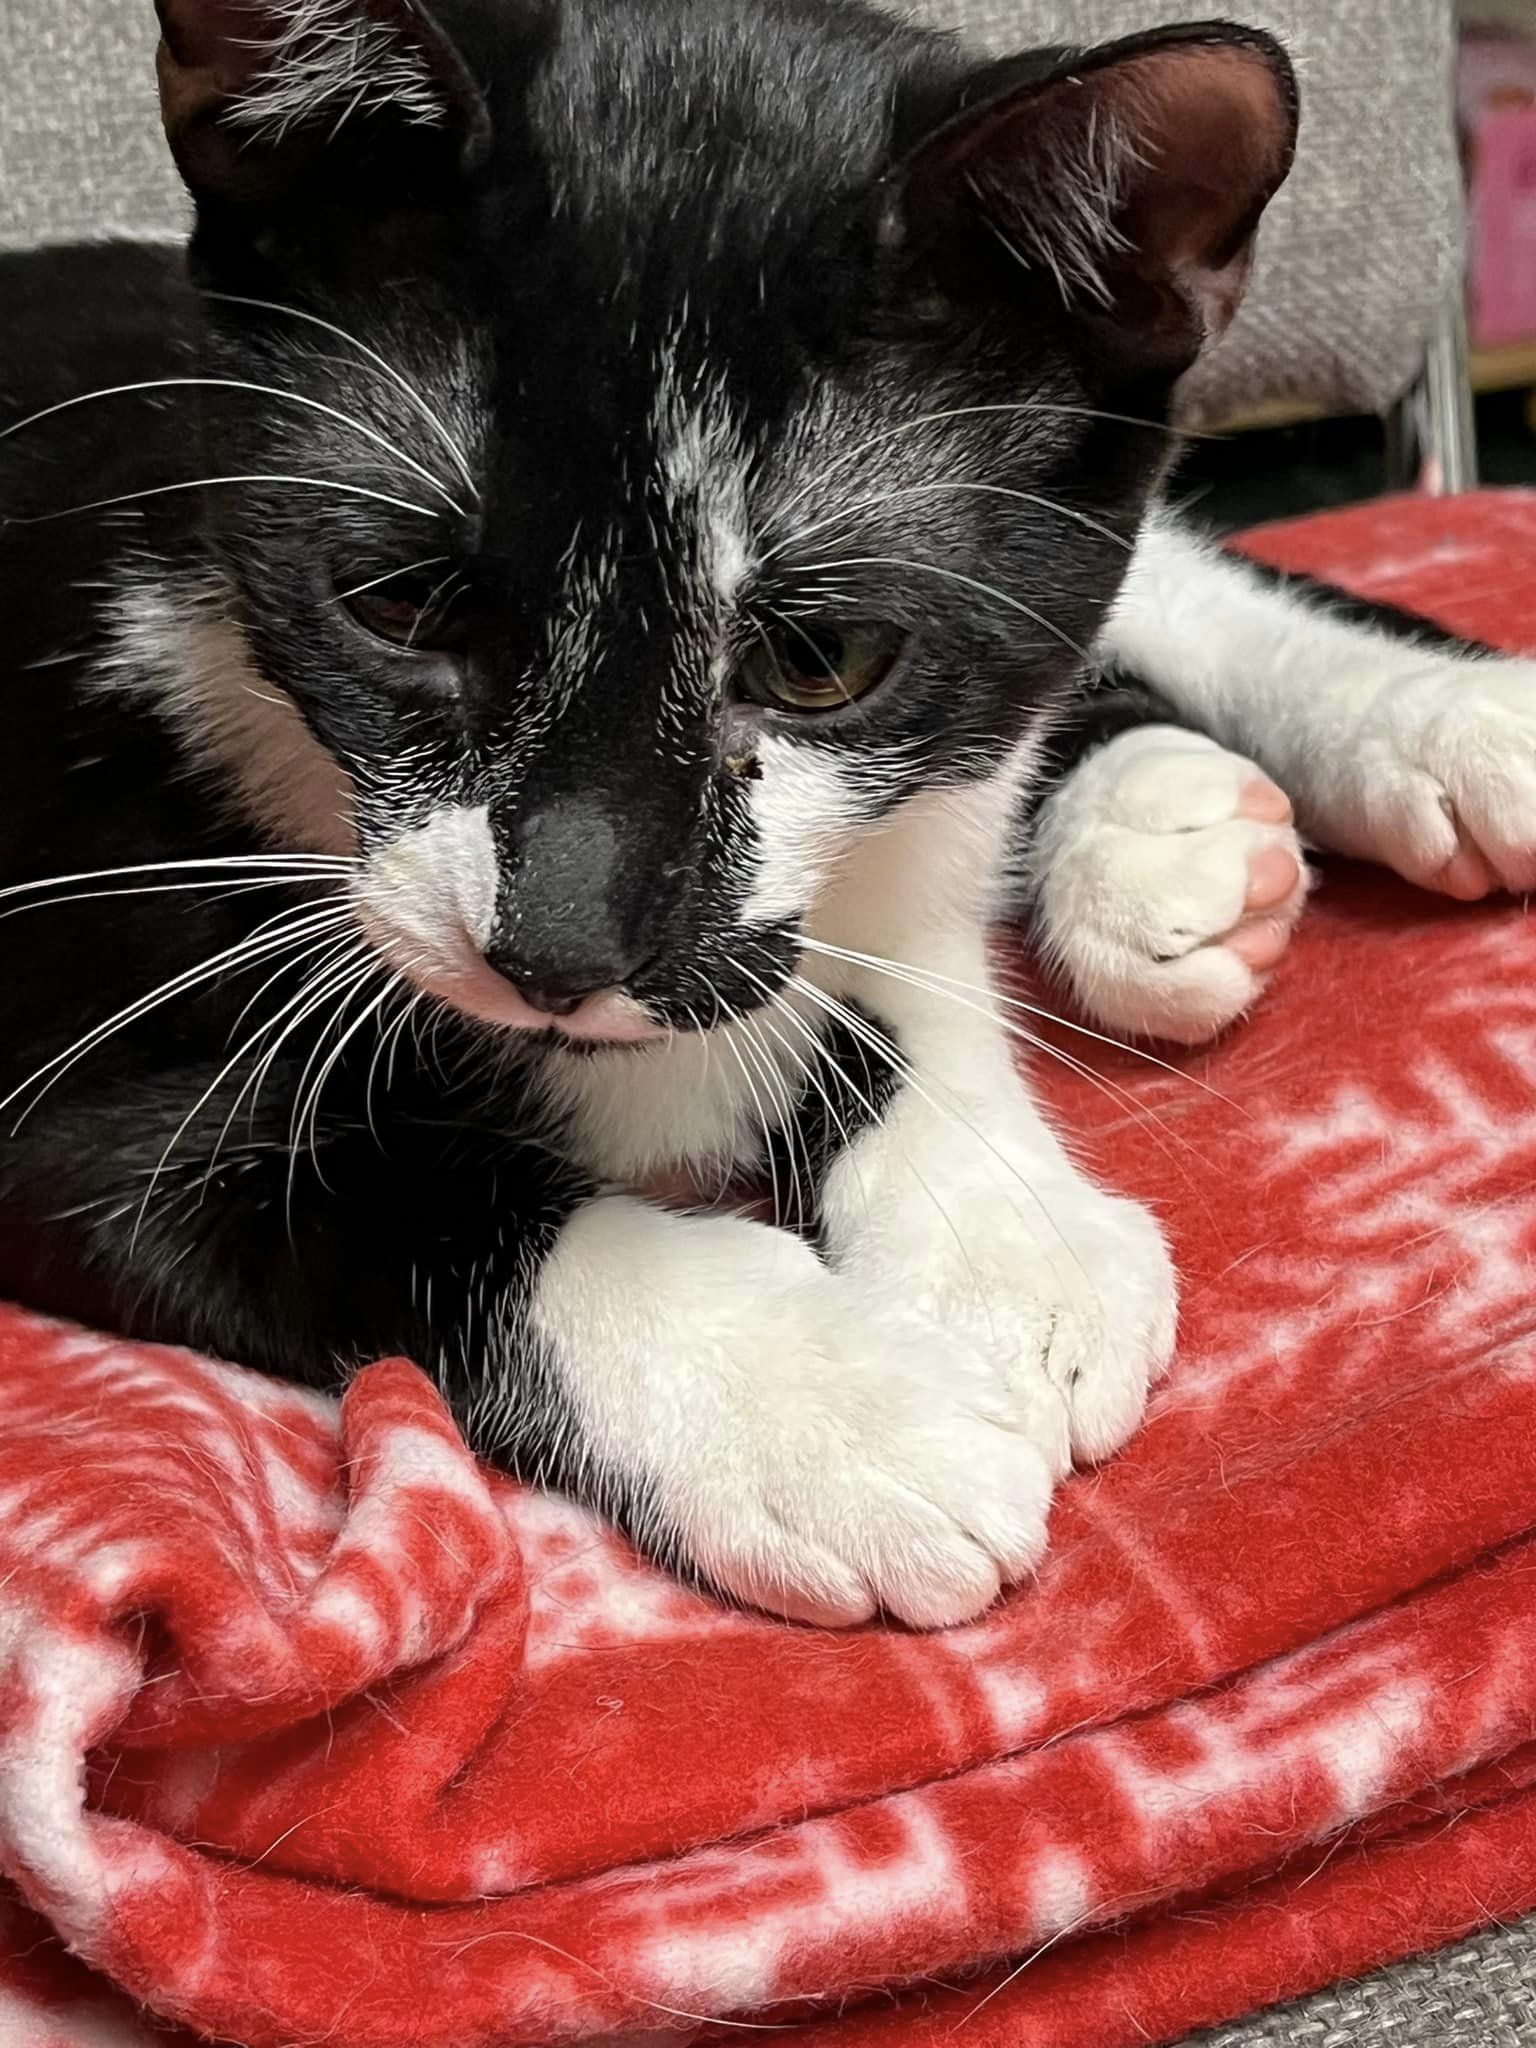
1224 776 1305 974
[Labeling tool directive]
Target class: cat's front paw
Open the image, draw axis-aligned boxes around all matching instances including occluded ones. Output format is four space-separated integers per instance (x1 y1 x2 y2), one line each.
666 1276 1058 1629
1031 726 1309 1045
823 1112 1177 1484
536 1203 1057 1629
863 1173 1177 1474
1326 657 1536 898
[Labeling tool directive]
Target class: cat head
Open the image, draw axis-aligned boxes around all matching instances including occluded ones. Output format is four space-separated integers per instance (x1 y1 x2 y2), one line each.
148 0 1296 1044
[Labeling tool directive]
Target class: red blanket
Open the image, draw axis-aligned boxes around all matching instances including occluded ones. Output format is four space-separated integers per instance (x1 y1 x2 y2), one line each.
4 491 1536 2048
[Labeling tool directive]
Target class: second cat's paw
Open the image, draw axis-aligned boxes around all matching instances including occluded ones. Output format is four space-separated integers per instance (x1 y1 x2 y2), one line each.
1030 726 1310 1045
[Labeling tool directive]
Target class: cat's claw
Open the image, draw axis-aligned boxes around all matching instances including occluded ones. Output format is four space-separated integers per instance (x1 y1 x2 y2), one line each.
1030 726 1310 1045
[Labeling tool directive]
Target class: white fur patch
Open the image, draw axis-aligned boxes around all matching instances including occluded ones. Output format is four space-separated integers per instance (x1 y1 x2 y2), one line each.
100 570 356 855
743 735 869 925
353 804 545 1029
654 349 753 613
536 1007 807 1183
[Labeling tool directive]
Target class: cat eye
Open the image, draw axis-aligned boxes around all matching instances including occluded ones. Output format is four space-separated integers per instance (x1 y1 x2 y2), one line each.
337 562 469 655
739 621 903 713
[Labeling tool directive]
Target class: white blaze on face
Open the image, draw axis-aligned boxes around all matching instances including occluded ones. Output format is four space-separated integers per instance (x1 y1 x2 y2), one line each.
354 804 543 1029
655 352 753 614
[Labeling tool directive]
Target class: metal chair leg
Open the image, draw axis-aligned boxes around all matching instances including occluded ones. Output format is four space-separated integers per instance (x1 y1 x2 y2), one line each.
1386 292 1479 496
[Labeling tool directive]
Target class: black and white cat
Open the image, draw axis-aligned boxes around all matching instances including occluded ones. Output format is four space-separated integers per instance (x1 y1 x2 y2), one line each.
2 0 1533 1629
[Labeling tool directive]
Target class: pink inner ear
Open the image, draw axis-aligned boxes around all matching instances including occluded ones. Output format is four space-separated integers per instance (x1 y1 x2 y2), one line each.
1112 44 1297 341
900 29 1296 364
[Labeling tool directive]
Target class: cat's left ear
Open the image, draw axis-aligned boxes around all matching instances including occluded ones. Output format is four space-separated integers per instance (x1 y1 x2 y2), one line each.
885 23 1298 371
154 0 490 214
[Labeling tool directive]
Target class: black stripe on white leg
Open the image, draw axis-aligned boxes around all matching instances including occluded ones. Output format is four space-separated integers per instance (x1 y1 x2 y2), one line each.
763 1002 900 1238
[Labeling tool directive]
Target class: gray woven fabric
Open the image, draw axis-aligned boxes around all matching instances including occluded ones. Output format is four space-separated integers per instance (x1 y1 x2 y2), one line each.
1179 1913 1536 2047
0 0 1460 425
0 5 189 250
901 0 1463 425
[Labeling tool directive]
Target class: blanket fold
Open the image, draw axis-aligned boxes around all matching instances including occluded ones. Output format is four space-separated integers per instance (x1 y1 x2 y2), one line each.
4 490 1536 2047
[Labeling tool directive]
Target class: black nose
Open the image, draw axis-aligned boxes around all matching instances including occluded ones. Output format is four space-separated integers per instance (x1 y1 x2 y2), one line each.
485 937 657 1017
502 966 615 1018
486 796 676 1016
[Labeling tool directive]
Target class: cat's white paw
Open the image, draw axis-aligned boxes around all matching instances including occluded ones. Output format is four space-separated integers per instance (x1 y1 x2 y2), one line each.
664 1281 1058 1630
1320 657 1536 898
536 1202 1057 1629
843 1170 1177 1477
821 1089 1178 1484
1031 725 1309 1044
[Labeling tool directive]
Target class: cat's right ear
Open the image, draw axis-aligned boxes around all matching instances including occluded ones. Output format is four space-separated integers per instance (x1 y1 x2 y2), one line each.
884 23 1298 375
154 0 490 215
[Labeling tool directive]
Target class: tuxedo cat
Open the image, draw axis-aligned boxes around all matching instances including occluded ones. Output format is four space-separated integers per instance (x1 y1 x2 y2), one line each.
3 0 1533 1630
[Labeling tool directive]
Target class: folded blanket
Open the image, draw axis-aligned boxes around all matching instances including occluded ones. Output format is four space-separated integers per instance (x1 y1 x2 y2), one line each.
4 490 1536 2048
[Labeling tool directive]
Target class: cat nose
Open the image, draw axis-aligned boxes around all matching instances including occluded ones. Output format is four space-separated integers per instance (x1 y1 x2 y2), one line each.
501 965 618 1018
487 796 673 1016
484 942 656 1017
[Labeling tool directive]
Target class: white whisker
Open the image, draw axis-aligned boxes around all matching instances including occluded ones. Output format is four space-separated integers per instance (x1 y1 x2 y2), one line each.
789 554 1091 666
14 474 443 527
201 291 480 497
783 968 1091 1294
1 902 354 1131
0 855 355 912
133 922 365 1243
0 379 467 517
763 481 1132 564
718 1016 785 1226
767 401 1189 532
796 934 1240 1110
734 967 868 1227
335 555 450 602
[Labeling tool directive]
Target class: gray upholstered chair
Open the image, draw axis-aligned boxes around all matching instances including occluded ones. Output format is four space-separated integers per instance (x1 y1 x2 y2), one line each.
1 6 1524 2044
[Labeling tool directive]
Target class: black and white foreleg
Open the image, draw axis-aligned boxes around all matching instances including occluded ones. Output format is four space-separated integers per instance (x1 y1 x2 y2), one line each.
1100 511 1536 902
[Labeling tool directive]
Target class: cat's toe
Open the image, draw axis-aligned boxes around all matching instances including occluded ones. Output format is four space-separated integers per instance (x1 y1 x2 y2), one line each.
1031 726 1309 1045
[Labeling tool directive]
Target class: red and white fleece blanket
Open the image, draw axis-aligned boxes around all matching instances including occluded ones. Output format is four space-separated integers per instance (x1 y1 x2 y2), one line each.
5 491 1536 2048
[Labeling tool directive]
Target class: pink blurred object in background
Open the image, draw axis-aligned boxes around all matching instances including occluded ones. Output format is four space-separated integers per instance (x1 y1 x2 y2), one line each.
1461 32 1536 347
